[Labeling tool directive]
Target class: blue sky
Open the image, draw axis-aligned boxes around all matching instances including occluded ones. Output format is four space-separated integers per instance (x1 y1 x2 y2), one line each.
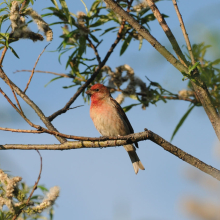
1 0 220 219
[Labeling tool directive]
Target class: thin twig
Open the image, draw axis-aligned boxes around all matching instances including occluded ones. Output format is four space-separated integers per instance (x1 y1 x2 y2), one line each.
19 0 27 14
14 70 72 78
0 75 23 114
0 67 67 144
161 95 199 103
145 0 188 67
0 87 85 140
0 46 23 113
0 87 43 130
0 88 21 113
12 150 42 220
24 44 50 93
0 46 7 66
0 127 43 133
86 36 101 64
26 150 42 204
1 129 220 181
172 0 195 64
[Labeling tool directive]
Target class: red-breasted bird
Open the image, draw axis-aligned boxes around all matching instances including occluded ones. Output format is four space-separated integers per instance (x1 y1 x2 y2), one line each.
86 83 145 174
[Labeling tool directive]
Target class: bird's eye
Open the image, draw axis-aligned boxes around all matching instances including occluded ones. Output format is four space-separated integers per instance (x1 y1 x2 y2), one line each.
95 89 99 92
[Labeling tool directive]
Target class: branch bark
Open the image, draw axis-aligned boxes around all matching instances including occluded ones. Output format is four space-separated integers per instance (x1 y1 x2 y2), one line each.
1 129 220 181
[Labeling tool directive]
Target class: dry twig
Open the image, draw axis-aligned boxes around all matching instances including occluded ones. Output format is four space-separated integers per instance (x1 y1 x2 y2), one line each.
0 67 67 144
172 0 195 64
14 69 72 78
86 36 101 64
145 0 188 67
24 44 50 93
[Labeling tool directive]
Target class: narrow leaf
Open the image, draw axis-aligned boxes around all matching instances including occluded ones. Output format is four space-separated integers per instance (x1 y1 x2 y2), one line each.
100 26 117 36
123 103 140 112
50 0 59 10
120 34 132 56
188 61 199 74
170 105 195 141
9 46 19 59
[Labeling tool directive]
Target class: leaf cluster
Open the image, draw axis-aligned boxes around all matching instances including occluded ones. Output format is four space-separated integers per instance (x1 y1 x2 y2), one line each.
0 177 54 220
186 43 220 112
43 0 163 93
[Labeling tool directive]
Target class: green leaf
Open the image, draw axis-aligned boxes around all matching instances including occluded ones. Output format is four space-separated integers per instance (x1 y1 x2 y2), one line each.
38 185 49 192
138 38 143 50
170 105 195 141
0 14 9 32
90 19 106 27
211 58 220 66
123 103 141 112
59 0 72 25
100 26 117 36
80 0 88 14
78 36 86 57
188 61 200 74
44 76 63 87
89 33 99 43
120 34 132 56
90 0 101 11
9 46 19 59
50 0 59 10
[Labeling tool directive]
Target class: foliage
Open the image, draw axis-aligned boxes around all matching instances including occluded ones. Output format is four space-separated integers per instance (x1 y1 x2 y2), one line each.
187 43 220 112
0 169 57 220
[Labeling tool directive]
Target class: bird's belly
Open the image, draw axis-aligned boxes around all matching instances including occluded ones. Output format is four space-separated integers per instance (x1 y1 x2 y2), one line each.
91 108 130 136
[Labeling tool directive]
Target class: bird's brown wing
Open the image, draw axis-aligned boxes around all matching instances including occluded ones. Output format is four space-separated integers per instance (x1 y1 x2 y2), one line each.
110 97 139 148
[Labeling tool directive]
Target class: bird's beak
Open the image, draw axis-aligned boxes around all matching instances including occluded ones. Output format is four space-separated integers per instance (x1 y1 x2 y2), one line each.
86 89 92 95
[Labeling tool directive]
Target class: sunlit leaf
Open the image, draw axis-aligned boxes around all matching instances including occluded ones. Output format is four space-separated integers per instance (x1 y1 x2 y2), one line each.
50 0 59 10
100 26 117 36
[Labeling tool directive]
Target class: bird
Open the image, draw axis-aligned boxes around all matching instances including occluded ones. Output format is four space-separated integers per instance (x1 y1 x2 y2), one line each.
86 83 145 174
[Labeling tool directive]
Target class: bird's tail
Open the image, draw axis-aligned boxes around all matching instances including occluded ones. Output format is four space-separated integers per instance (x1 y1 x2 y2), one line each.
124 145 145 174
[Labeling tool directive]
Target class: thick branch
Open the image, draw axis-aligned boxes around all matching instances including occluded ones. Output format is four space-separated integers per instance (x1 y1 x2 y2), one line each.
103 0 220 141
1 129 220 181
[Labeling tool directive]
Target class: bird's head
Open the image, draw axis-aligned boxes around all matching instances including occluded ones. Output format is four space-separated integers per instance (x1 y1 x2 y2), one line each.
86 84 110 101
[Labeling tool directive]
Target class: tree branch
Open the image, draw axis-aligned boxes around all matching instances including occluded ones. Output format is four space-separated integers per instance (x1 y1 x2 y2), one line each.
47 18 127 122
1 129 220 181
23 44 49 93
172 0 195 64
146 0 188 67
14 70 75 78
86 36 101 64
103 0 220 141
0 46 7 67
0 67 66 144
